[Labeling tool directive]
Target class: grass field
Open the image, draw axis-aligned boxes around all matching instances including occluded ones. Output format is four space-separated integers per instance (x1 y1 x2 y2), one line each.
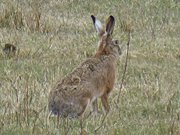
0 0 180 134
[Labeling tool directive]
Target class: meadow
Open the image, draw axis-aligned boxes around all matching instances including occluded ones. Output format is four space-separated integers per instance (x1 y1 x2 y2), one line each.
0 0 180 134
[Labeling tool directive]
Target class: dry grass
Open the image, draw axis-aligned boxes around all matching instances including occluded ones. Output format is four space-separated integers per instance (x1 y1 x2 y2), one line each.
0 0 180 135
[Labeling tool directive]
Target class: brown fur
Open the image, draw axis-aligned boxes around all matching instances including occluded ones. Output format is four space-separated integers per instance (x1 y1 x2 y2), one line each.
48 15 122 118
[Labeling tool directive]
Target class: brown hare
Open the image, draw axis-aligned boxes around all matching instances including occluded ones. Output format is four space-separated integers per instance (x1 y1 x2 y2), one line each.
3 43 16 56
48 15 122 118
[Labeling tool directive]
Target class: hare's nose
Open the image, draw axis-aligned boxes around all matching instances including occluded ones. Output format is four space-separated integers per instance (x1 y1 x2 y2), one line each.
49 101 59 115
51 106 60 115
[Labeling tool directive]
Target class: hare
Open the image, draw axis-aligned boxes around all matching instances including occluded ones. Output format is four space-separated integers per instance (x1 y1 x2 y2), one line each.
48 15 122 118
3 43 16 56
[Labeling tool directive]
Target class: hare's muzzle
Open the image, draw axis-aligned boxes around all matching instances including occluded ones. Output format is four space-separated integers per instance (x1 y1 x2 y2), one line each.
48 101 60 115
113 39 122 55
117 45 122 55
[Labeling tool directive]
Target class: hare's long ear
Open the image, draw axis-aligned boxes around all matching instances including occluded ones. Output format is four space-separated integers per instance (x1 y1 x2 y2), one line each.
106 15 115 35
91 15 103 35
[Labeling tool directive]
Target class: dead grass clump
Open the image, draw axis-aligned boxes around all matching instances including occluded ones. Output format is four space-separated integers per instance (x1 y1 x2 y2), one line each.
0 4 24 29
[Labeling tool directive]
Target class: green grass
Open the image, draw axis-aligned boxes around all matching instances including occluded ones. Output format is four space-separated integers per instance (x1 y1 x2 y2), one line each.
0 0 180 134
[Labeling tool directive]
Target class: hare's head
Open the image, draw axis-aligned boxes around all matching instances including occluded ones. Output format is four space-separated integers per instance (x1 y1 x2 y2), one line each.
91 15 121 57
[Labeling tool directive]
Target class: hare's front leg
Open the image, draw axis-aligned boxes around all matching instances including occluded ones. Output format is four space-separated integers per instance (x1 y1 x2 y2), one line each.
78 97 90 117
101 93 110 113
92 99 98 113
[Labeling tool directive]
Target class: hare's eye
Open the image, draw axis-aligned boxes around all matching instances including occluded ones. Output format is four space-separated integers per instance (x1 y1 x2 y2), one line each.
113 40 119 45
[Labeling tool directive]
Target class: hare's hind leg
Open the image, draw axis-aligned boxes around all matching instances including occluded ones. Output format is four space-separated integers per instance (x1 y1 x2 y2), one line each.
101 93 110 113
